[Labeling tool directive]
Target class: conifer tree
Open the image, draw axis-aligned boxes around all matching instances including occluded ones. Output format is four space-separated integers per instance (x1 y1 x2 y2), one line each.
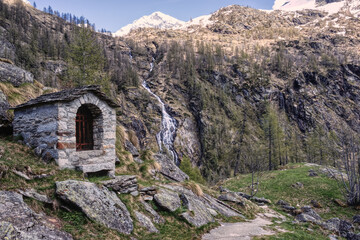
66 27 110 93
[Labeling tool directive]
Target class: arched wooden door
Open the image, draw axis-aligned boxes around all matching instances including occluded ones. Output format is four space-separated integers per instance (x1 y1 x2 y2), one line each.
76 105 94 151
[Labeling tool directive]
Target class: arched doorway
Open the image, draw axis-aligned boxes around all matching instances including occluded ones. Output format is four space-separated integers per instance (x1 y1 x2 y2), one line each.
76 105 94 151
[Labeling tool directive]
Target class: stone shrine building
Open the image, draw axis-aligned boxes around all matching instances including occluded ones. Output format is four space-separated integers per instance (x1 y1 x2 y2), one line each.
12 85 119 176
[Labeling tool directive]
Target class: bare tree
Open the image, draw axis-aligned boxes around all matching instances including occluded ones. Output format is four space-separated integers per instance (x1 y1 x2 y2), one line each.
336 129 360 206
243 140 265 197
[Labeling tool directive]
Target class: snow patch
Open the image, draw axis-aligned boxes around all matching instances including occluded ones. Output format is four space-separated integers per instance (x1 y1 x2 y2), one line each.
272 0 348 14
114 11 185 37
182 14 213 28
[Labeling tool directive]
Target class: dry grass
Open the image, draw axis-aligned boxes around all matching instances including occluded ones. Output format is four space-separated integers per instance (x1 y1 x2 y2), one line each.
0 81 45 106
0 58 14 65
184 181 203 197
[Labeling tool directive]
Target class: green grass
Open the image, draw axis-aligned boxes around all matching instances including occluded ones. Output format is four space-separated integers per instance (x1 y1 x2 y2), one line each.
5 135 350 240
0 137 223 239
224 163 358 239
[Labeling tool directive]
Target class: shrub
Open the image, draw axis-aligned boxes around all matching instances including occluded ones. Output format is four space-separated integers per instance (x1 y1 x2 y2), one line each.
180 157 206 185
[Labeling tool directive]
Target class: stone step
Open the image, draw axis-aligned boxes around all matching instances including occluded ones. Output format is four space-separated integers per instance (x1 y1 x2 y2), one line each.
76 161 115 175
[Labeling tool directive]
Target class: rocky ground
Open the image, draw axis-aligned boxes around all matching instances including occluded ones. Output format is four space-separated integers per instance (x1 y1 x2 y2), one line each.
202 206 286 240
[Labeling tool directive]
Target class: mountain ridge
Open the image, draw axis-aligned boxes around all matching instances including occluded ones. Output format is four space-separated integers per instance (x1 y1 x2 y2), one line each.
273 0 360 15
114 11 185 37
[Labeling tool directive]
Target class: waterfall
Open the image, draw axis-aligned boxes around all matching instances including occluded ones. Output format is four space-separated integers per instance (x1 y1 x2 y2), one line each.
125 43 133 60
141 58 180 166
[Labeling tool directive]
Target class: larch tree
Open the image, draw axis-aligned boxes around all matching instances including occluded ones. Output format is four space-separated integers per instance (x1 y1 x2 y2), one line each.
66 26 110 93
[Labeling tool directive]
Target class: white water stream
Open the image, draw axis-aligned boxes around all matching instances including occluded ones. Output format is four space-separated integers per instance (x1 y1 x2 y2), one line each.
140 57 180 165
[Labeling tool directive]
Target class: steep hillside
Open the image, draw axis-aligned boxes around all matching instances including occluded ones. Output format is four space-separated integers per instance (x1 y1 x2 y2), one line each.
1 1 360 184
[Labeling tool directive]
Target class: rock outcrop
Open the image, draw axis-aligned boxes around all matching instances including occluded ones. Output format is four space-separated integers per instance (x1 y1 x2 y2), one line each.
18 189 52 204
134 211 159 233
0 191 73 240
295 206 322 224
56 180 133 235
153 154 189 182
140 200 165 224
180 193 215 227
0 90 11 134
0 62 33 87
218 192 245 206
101 175 138 194
153 188 182 212
125 140 139 157
157 184 241 226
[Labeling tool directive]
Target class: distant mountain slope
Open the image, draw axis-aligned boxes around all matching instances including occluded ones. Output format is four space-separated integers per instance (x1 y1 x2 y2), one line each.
273 0 360 15
114 12 185 37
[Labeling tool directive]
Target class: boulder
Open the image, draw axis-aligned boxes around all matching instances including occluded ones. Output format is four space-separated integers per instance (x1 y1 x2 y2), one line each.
277 200 290 206
346 232 360 240
142 195 154 201
295 206 322 224
153 188 181 212
320 168 348 181
218 192 245 206
292 182 304 189
301 206 322 220
153 154 189 182
101 175 138 194
160 184 241 218
339 220 354 237
202 193 242 218
140 200 165 224
323 218 354 237
18 189 52 204
134 211 159 233
252 197 271 204
180 193 215 227
56 180 133 235
311 200 322 208
0 62 33 87
237 191 251 199
140 186 157 196
219 186 231 193
353 215 360 224
0 191 73 240
309 170 318 177
323 218 341 232
125 140 139 157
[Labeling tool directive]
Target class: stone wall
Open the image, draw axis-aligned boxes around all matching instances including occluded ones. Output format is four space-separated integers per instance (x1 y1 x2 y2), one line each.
13 104 58 161
57 93 116 174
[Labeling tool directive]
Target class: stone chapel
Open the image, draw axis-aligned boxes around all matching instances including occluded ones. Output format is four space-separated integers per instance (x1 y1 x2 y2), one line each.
12 85 119 176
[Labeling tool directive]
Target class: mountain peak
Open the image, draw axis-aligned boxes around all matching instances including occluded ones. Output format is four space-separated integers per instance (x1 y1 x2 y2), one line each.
114 11 185 37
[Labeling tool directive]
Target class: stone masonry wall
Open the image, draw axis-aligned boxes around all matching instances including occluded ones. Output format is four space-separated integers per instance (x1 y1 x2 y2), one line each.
13 104 58 161
57 93 116 173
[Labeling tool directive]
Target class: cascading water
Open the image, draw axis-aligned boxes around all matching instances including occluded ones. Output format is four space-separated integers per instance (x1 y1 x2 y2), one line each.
141 58 180 165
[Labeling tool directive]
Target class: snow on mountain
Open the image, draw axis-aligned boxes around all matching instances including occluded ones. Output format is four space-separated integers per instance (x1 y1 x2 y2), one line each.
181 15 213 28
114 12 185 37
272 0 360 15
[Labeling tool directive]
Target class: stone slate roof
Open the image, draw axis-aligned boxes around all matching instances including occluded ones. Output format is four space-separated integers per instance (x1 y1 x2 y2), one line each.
13 85 120 110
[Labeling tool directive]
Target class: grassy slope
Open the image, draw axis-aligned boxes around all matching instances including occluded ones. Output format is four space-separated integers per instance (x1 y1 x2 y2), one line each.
0 137 243 240
4 131 357 240
223 164 358 239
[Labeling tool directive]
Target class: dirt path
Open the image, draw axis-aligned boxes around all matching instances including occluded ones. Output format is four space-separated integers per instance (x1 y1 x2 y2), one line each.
202 206 286 240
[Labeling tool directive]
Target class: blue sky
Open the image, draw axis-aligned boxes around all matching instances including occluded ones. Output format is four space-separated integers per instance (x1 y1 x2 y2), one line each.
31 0 275 32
